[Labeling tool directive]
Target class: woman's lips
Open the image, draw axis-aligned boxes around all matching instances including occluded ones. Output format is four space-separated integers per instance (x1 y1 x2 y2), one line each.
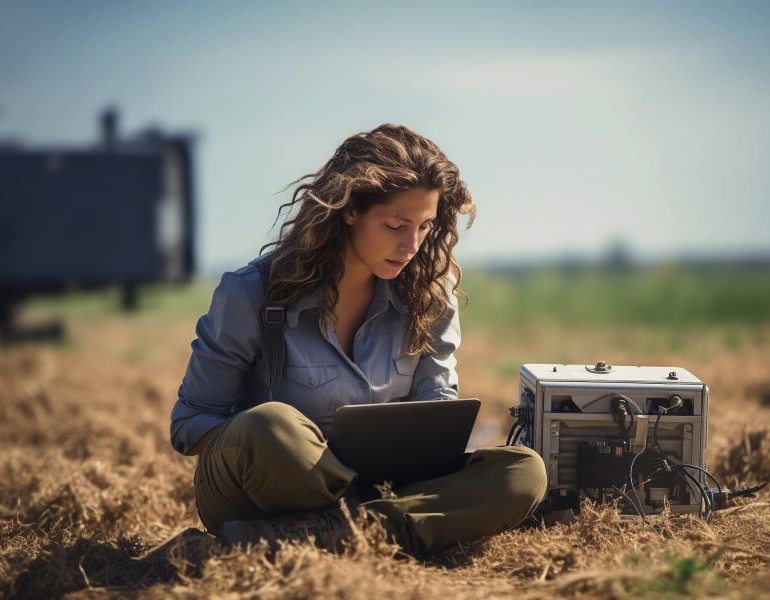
386 259 409 268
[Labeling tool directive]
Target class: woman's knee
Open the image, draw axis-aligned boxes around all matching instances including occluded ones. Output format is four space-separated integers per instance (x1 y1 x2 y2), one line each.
513 446 548 503
223 401 314 451
488 445 548 504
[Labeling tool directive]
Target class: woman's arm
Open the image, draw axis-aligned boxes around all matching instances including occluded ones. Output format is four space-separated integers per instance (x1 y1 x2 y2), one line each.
188 424 225 456
170 266 264 455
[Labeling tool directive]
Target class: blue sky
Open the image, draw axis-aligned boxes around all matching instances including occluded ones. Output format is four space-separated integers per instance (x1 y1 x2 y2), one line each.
2 1 769 272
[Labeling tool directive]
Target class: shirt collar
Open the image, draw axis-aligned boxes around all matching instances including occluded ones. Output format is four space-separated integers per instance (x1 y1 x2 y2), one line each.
284 278 405 328
371 277 406 316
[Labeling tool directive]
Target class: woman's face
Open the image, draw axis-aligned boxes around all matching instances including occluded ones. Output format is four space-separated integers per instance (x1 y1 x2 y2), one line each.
343 187 439 281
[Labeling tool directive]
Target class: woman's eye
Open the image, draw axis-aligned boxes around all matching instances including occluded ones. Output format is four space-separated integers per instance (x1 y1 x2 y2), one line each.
386 224 401 231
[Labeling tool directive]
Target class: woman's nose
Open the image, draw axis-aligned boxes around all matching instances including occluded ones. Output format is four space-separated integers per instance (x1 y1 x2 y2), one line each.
399 229 421 254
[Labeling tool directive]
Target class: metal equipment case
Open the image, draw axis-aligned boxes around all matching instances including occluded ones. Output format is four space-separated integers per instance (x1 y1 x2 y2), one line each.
517 363 709 514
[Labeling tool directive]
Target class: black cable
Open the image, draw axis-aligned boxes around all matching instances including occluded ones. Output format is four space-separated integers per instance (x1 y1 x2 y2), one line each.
649 395 722 519
677 462 724 500
628 450 648 519
653 412 664 454
646 408 725 511
668 466 706 519
611 485 647 520
607 393 645 416
679 466 713 520
728 482 768 499
507 405 532 446
633 444 713 520
506 421 524 446
505 422 515 445
734 481 768 497
625 390 734 522
672 465 713 521
651 447 716 493
646 442 732 520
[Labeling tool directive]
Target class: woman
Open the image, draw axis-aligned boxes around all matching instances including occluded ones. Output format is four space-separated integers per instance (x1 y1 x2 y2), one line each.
170 124 547 556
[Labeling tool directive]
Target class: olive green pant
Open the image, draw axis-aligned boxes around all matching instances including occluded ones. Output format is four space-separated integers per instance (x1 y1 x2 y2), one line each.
195 402 547 556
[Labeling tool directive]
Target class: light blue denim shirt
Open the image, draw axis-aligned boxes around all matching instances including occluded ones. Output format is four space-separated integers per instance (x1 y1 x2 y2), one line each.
170 255 461 455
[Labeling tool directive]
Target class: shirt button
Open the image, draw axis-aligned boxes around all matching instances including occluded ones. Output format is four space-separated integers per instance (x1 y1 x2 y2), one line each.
308 378 316 386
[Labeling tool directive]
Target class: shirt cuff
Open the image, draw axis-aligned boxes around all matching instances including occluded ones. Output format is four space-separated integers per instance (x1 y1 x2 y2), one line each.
171 412 230 455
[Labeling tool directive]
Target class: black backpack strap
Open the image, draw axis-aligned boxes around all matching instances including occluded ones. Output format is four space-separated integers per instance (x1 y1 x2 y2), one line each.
256 254 285 401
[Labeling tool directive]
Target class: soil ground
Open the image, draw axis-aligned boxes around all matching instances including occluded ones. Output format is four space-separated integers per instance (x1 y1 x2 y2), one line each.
1 291 769 598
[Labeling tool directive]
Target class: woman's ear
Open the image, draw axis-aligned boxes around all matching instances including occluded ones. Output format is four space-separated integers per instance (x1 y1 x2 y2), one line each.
342 204 356 225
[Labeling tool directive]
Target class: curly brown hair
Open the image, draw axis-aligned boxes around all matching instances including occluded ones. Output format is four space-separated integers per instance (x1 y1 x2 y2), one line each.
261 124 475 355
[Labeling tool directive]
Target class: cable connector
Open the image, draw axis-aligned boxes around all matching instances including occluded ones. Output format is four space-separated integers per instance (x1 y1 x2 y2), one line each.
707 482 768 511
507 405 534 446
509 405 533 418
658 394 684 415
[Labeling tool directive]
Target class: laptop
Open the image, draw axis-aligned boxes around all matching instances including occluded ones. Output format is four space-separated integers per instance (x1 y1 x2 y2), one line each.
328 398 480 486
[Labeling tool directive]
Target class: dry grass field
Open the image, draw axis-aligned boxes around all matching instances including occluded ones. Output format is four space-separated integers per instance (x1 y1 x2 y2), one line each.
1 273 769 598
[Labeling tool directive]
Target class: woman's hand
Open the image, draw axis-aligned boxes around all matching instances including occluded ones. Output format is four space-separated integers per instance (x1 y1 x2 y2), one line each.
188 424 224 456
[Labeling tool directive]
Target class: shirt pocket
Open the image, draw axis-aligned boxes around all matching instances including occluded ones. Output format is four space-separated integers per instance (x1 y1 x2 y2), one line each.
280 362 341 424
391 353 419 399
